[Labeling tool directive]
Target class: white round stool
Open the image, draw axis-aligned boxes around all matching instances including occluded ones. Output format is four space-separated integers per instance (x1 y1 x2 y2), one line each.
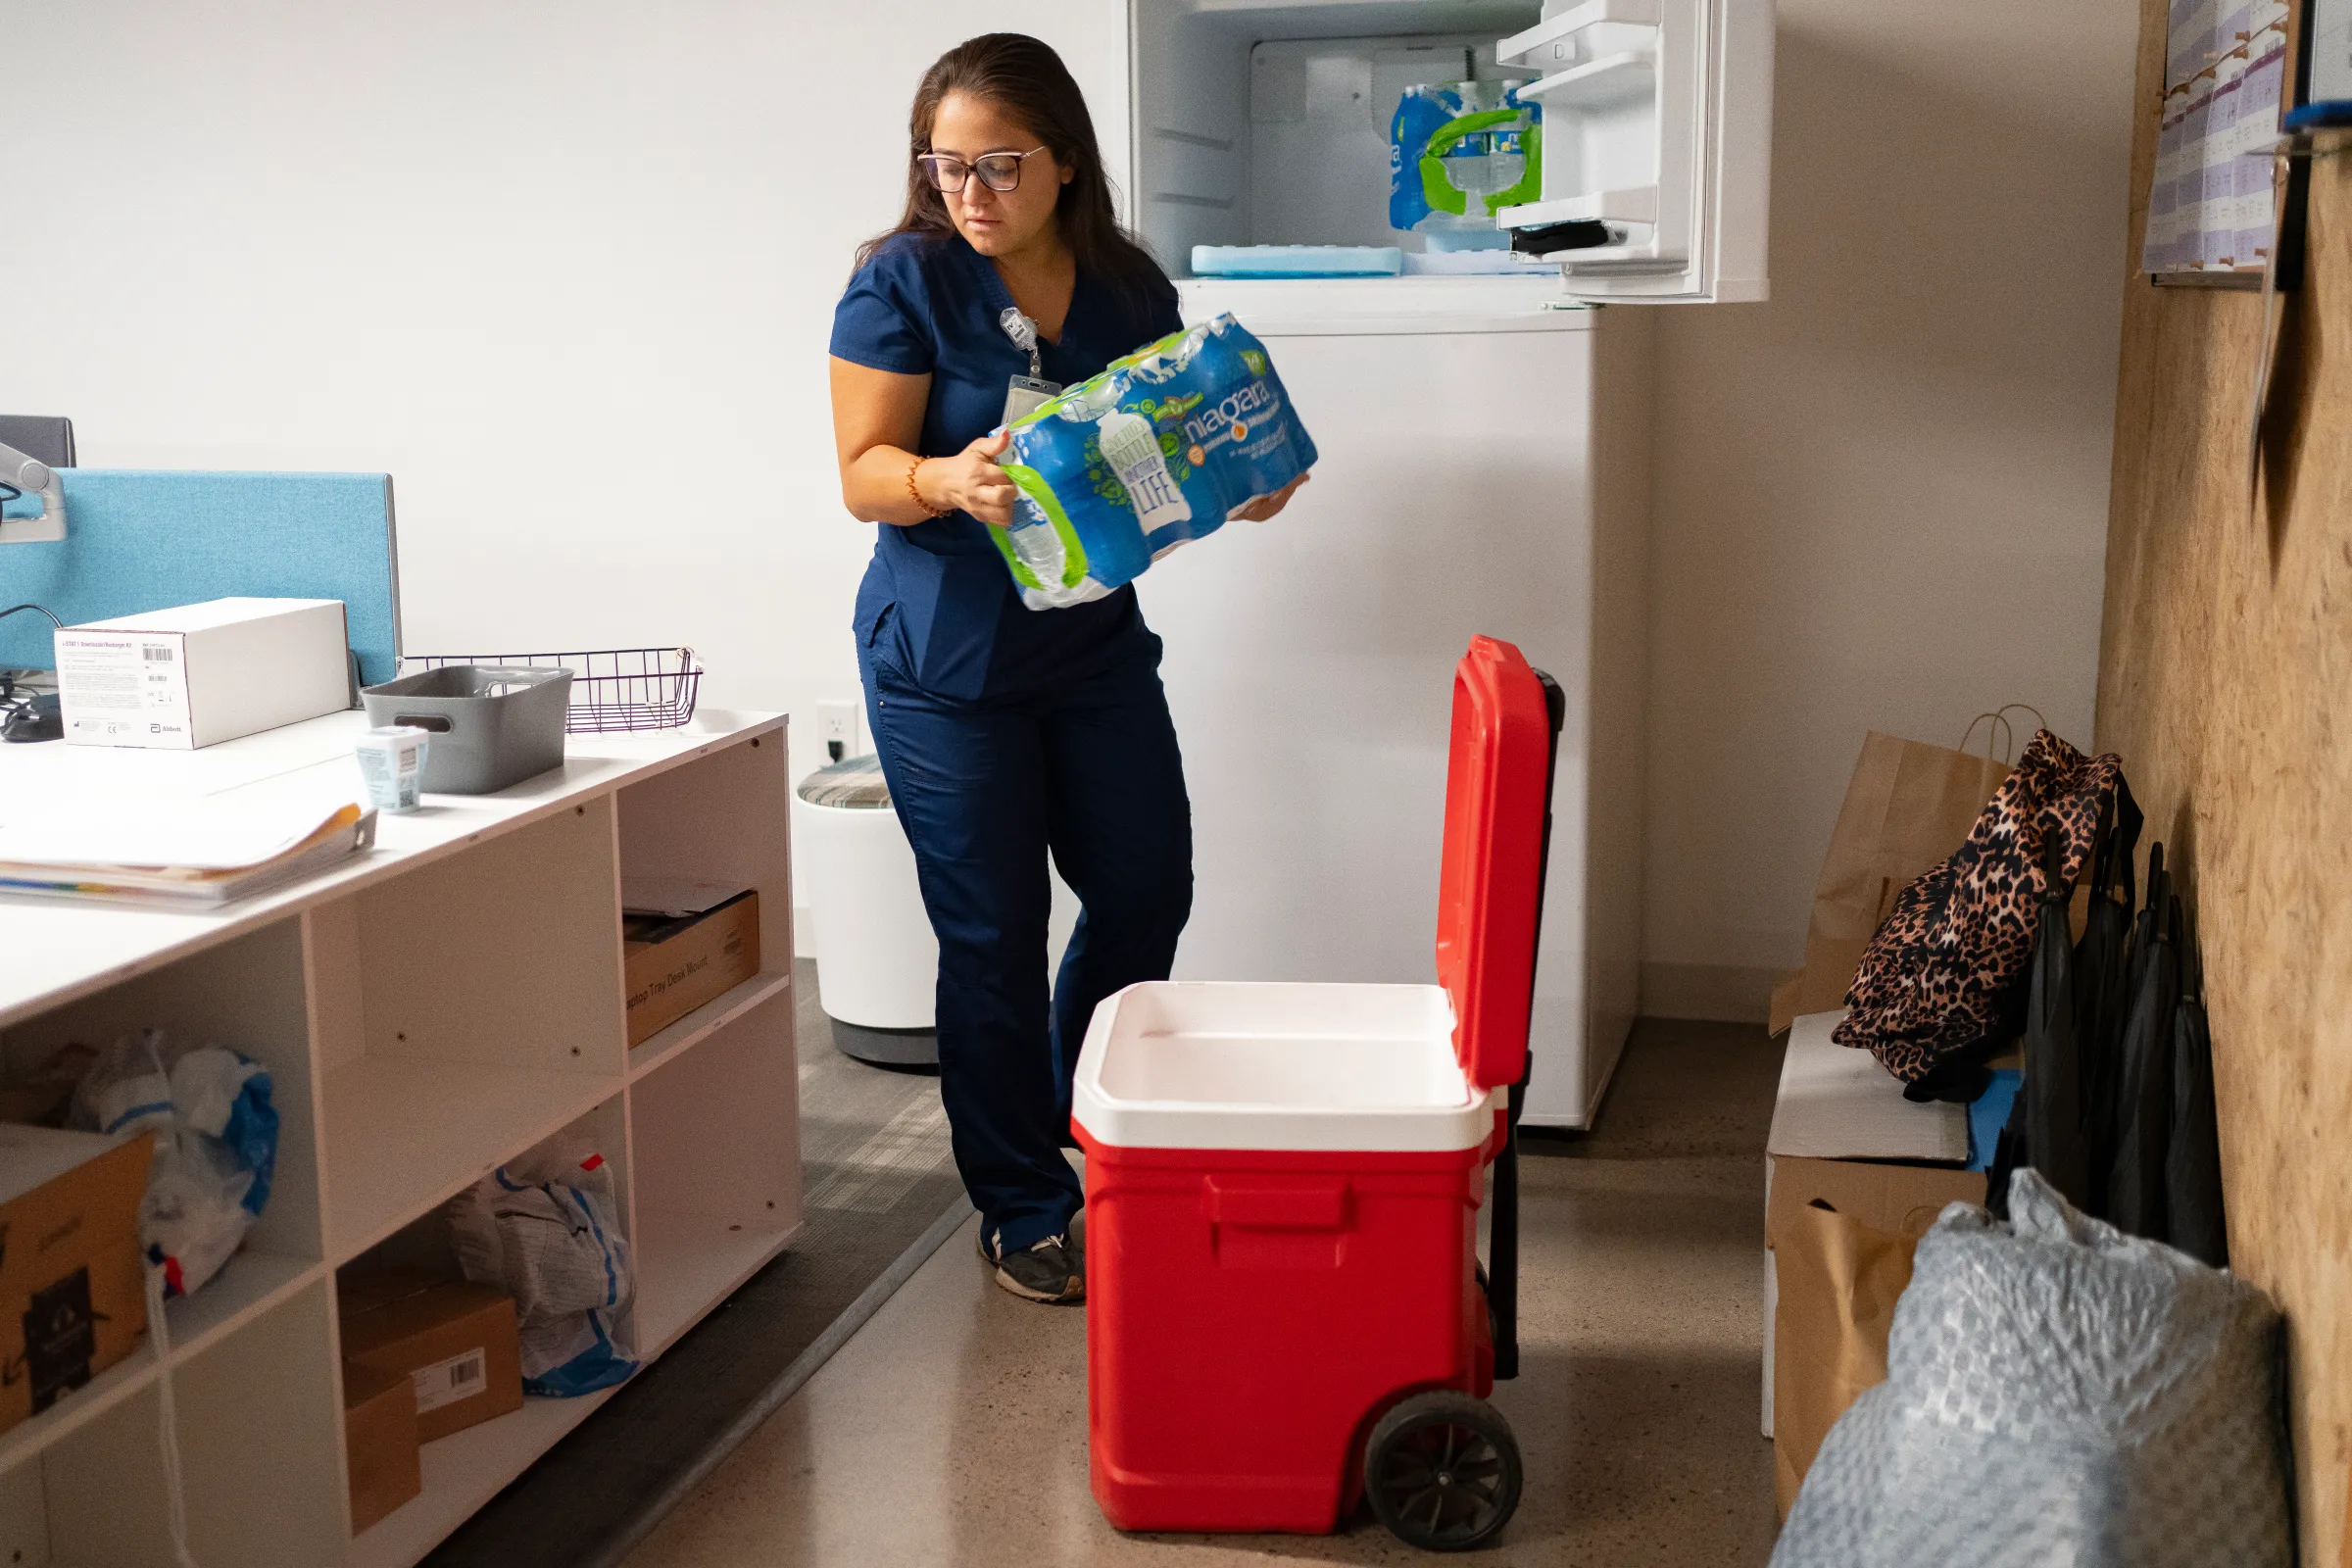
793 755 940 1066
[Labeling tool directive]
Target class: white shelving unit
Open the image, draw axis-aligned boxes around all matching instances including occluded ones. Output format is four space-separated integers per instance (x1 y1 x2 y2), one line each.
0 709 800 1566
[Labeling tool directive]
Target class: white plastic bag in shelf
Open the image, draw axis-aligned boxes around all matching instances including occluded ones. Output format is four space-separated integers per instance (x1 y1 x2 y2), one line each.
68 1029 278 1298
142 1126 257 1300
449 1145 638 1396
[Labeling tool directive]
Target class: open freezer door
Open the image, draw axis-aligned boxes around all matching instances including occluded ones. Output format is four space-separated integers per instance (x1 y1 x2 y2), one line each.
1494 0 1772 303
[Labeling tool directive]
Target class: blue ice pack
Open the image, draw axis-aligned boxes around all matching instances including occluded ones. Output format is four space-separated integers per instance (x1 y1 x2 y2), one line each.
993 313 1317 611
1192 245 1403 278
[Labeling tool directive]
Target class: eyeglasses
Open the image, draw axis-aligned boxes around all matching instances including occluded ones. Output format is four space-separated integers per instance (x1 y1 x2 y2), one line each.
917 147 1050 194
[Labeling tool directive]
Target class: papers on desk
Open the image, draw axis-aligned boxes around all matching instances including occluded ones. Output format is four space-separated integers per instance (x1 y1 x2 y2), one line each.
0 790 376 904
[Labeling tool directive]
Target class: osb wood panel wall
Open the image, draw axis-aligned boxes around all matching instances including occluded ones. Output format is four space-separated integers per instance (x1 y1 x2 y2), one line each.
2100 0 2352 1558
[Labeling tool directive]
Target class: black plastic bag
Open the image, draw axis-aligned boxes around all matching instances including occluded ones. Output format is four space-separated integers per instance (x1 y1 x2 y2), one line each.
2017 832 2088 1210
2166 936 2228 1267
2073 783 2141 1216
2109 877 2181 1241
1984 1120 2025 1222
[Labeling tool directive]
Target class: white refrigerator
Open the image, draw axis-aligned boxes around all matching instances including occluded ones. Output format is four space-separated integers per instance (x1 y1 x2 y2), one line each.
1124 0 1774 1128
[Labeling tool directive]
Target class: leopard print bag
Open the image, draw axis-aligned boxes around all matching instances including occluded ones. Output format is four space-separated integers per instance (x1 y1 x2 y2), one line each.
1833 730 2123 1094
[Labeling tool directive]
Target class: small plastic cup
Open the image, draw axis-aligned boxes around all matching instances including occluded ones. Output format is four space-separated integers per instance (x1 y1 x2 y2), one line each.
356 725 430 812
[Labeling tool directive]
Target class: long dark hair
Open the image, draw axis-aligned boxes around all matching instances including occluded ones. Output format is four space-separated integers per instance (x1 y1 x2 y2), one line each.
856 33 1167 317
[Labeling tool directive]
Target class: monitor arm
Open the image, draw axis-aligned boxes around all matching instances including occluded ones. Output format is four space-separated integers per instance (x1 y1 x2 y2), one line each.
0 440 66 544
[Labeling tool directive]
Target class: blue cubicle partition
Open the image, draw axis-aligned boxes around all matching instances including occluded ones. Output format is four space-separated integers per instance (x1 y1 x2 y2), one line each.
0 470 402 683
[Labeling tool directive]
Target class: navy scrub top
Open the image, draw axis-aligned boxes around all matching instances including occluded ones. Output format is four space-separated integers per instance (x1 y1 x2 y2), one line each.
831 231 1183 701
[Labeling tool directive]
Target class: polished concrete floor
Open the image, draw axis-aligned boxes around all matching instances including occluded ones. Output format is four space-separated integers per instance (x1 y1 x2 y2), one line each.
431 960 960 1566
624 1019 1783 1567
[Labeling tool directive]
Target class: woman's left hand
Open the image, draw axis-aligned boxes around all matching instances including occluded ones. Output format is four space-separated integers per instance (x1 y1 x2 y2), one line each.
1228 472 1310 523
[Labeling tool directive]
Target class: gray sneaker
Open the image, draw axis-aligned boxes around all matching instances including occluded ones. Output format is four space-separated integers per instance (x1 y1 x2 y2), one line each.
978 1227 1084 1303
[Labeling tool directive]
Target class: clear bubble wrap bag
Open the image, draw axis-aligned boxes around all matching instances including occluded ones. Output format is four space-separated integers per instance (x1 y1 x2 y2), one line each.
1773 1168 2290 1568
993 313 1317 610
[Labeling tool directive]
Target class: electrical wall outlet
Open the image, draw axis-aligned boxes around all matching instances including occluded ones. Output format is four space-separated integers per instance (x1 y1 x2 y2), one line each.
818 699 859 763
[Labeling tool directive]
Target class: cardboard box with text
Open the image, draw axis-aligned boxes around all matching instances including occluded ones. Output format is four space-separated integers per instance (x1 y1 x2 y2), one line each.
337 1269 523 1444
623 889 760 1048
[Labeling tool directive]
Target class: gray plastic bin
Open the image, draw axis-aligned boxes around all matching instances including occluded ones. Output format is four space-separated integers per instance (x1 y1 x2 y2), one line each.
360 665 572 794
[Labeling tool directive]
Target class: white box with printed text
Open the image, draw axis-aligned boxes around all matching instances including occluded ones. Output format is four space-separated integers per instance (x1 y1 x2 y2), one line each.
56 596 350 750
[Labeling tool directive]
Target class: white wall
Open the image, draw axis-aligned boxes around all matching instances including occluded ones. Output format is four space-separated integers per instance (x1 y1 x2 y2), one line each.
1637 0 2140 1020
1 0 1129 931
9 0 2142 1015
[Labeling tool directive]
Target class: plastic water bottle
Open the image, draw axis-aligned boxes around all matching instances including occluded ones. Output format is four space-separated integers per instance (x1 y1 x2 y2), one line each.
1446 80 1531 216
1097 410 1194 535
1004 497 1066 586
1423 81 1518 251
1485 82 1531 207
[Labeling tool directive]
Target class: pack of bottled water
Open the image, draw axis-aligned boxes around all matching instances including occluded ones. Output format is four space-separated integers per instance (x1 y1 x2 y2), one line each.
1390 80 1541 250
993 313 1317 611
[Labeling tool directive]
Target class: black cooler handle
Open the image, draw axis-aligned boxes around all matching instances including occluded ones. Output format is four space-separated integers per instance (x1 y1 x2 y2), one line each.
1490 666 1566 1383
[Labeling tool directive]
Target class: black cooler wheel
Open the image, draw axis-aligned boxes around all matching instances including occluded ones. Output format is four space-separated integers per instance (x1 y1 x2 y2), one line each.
1364 1391 1522 1551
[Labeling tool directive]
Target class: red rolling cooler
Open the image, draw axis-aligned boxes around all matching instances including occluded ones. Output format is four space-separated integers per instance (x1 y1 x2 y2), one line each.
1072 635 1562 1552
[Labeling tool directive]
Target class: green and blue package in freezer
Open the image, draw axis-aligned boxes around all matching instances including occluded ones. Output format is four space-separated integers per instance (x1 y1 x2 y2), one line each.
992 313 1317 611
1389 81 1543 235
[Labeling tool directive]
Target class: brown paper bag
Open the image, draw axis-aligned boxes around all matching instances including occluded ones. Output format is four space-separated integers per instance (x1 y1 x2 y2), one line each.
1769 722 2019 1035
1770 1196 1946 1521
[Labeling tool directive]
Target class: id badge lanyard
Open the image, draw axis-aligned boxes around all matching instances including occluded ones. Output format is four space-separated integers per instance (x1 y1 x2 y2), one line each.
999 307 1060 427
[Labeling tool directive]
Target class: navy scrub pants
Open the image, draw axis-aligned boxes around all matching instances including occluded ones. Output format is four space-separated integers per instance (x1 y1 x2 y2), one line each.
858 632 1193 1255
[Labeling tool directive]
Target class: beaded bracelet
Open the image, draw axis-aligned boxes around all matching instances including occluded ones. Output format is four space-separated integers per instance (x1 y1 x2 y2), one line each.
905 458 948 518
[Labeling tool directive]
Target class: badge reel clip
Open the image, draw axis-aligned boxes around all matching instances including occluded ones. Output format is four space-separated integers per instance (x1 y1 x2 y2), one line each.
999 308 1060 429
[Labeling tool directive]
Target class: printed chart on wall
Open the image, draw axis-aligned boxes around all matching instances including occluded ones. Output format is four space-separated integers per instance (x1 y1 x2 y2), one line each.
2141 0 2291 274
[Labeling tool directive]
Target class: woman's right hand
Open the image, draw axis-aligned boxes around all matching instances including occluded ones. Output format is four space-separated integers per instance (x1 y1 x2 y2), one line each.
917 431 1019 526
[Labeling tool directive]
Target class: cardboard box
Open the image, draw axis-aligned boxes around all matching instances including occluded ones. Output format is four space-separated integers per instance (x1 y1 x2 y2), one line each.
341 1358 421 1533
622 888 760 1048
0 1081 75 1129
0 1126 154 1438
337 1269 523 1444
58 597 351 750
1767 1154 1984 1254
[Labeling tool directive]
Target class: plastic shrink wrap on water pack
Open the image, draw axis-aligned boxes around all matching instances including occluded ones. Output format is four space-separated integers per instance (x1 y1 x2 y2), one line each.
992 313 1317 610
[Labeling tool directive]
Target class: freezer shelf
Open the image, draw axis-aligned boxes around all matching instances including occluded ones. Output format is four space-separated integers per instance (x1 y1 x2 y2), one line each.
1517 50 1656 109
1495 0 1662 68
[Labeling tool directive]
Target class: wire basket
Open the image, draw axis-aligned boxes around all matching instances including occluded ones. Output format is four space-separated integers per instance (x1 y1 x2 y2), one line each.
399 647 703 734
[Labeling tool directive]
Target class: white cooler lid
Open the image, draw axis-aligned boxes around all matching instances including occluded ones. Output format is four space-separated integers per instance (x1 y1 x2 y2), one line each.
1072 981 1499 1153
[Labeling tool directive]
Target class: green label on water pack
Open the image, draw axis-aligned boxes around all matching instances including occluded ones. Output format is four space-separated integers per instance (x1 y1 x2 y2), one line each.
994 464 1089 591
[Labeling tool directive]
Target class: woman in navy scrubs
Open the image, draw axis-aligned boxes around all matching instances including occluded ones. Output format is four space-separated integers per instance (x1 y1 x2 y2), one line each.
828 33 1304 1302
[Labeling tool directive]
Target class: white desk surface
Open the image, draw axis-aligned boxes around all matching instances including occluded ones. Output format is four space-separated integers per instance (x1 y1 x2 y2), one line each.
0 708 782 1030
